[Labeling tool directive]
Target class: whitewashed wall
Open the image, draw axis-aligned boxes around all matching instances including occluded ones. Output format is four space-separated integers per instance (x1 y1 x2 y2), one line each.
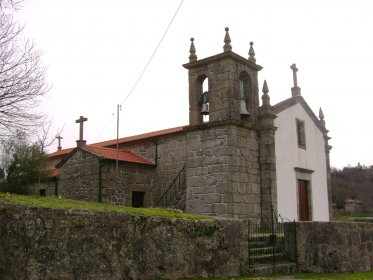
274 103 329 221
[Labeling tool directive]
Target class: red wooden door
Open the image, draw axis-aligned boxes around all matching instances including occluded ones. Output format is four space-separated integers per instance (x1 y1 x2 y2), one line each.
298 179 310 221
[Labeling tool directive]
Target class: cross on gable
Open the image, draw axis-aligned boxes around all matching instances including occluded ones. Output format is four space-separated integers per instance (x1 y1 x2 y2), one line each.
75 116 88 141
290 63 298 87
56 135 63 151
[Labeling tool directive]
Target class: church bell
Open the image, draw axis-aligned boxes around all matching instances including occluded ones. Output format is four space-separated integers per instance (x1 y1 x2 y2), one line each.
240 99 250 116
200 91 209 115
201 103 209 115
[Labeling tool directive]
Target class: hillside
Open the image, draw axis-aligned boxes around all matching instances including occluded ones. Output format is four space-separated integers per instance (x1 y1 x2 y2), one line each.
332 165 373 212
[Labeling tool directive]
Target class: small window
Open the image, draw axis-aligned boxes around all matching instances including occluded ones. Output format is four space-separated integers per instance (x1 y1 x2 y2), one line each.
296 119 306 149
132 191 145 208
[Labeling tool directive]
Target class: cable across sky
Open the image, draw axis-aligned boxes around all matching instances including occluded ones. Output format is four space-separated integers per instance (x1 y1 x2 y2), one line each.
95 0 184 142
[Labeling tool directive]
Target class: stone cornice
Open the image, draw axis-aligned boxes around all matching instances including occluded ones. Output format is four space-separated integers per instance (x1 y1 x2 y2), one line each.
183 51 263 71
183 119 253 132
294 167 314 174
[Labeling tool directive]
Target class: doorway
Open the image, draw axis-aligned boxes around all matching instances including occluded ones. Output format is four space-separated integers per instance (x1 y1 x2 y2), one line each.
132 191 145 208
298 179 310 221
39 189 46 197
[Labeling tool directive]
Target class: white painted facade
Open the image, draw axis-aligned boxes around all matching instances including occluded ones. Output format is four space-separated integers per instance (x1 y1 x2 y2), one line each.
274 102 330 221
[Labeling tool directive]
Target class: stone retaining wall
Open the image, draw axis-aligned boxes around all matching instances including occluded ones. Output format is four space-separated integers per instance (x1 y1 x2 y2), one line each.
1 202 372 279
293 222 373 272
0 201 248 280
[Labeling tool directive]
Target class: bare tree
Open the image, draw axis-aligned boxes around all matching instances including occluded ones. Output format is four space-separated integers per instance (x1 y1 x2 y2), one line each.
0 0 22 11
0 0 49 139
36 119 62 153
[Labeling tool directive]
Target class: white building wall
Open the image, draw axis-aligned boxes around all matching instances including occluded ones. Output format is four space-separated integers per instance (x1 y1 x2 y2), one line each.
274 103 329 221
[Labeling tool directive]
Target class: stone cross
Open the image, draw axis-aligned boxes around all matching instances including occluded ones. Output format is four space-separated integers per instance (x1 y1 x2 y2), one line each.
290 63 298 87
56 135 63 151
75 116 88 141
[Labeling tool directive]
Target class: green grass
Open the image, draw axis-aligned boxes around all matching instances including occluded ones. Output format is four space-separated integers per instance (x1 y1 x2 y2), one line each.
0 193 212 220
181 271 373 279
335 212 373 222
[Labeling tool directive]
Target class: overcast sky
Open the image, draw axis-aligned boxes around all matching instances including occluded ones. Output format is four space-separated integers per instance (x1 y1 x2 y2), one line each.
15 0 373 168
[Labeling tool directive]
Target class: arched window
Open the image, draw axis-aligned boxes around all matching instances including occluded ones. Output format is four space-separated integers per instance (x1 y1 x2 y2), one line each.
239 72 251 101
201 77 209 122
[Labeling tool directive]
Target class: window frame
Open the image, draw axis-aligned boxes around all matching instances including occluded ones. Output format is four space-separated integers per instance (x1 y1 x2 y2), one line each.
296 119 306 149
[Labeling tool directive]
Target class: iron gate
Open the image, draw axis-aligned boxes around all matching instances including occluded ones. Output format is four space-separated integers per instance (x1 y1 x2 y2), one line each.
248 215 297 267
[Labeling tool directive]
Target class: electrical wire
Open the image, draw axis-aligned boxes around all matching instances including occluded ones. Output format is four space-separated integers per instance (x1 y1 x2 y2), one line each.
120 0 184 106
94 0 184 141
95 113 115 142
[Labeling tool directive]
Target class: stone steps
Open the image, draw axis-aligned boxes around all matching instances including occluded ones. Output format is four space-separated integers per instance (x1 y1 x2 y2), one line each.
249 234 287 266
246 263 297 277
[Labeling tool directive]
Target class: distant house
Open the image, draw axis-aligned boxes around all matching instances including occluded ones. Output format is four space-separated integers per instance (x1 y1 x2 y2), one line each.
49 28 332 222
344 198 363 213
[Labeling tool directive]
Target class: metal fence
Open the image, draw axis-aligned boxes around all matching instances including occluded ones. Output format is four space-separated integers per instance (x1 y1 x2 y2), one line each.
248 219 297 267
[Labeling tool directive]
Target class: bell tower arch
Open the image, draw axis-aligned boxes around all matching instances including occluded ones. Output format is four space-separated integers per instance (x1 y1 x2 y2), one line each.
183 28 262 126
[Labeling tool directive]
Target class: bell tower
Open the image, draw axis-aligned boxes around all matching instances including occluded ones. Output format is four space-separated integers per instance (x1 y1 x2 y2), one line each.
182 28 274 220
183 27 263 126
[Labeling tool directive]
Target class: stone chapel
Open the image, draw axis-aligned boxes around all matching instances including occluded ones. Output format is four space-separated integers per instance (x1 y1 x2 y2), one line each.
48 28 332 222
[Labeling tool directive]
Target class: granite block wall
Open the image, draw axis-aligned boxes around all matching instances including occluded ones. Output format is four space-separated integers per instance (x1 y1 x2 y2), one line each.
185 122 261 220
58 149 156 207
292 222 373 272
58 150 100 202
101 161 155 207
120 121 263 219
0 202 248 280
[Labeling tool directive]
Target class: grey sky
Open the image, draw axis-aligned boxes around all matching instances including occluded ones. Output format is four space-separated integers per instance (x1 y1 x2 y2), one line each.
15 0 373 168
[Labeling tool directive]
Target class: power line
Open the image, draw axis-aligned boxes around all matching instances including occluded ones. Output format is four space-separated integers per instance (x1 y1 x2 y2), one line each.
95 113 115 142
95 0 184 142
120 0 184 106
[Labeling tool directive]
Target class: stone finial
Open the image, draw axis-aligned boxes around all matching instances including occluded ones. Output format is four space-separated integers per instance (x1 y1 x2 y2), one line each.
56 135 63 151
290 63 301 97
261 80 271 106
75 115 88 147
189 37 197 62
248 42 256 63
319 107 326 127
223 27 232 52
319 107 325 120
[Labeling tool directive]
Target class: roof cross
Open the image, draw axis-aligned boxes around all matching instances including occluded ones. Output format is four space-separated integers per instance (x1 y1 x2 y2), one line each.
290 63 301 97
56 135 63 151
75 116 88 142
290 63 298 87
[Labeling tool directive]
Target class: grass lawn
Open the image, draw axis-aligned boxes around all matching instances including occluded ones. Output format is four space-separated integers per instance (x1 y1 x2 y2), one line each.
182 271 373 279
335 212 373 222
0 192 212 220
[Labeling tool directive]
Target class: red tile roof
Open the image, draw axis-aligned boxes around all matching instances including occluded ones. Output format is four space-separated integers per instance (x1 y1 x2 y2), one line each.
48 126 186 160
49 126 186 164
93 126 186 147
84 145 154 165
49 148 74 158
